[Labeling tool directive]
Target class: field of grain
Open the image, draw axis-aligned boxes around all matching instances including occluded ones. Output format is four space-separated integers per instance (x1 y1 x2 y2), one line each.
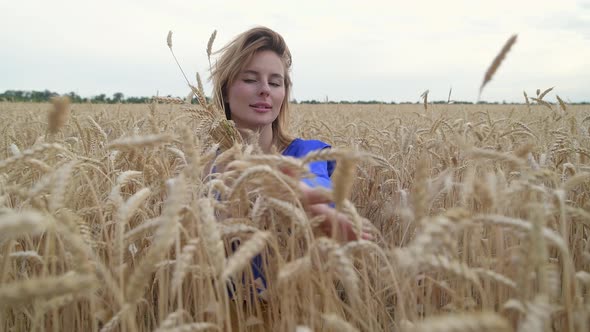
1 100 589 331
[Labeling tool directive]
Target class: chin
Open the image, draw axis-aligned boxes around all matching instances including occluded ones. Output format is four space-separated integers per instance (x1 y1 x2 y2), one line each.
245 117 276 128
234 113 278 130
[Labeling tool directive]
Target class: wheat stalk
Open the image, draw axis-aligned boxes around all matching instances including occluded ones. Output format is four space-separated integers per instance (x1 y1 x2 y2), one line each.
523 91 531 112
166 30 191 87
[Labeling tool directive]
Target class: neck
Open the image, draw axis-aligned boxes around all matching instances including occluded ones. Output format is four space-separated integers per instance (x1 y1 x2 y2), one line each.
258 125 274 153
237 124 274 154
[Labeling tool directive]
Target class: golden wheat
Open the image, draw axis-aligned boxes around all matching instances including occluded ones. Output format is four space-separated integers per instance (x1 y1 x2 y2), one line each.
1 101 589 331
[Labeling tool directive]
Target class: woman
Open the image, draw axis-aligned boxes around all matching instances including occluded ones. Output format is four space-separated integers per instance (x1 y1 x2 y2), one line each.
211 26 371 242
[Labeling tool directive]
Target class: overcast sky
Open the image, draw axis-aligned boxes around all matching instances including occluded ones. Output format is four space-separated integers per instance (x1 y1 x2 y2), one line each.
1 0 589 102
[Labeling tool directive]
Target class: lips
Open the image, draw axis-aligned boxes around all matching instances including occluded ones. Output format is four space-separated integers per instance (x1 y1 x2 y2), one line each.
250 102 272 112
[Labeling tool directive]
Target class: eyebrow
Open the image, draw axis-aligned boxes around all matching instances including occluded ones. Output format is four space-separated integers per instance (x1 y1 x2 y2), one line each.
241 70 284 80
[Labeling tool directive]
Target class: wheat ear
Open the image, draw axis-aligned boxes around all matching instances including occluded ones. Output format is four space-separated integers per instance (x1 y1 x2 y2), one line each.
222 231 272 280
538 87 554 100
479 34 518 98
157 322 220 332
410 312 512 332
171 238 199 293
0 210 48 246
47 96 71 135
518 295 552 332
321 314 359 332
207 29 217 72
523 91 531 112
420 89 429 111
125 177 184 304
195 199 225 278
0 273 95 307
107 133 173 150
556 95 567 112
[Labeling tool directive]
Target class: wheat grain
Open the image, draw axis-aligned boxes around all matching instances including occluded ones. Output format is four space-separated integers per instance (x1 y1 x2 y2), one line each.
278 256 312 284
125 177 184 304
222 231 271 280
47 96 71 135
0 273 95 307
0 210 48 245
167 31 173 48
9 143 20 156
2 97 589 331
321 314 359 332
0 143 66 172
157 322 220 332
48 160 78 212
332 157 357 213
108 133 174 150
538 87 554 101
556 95 567 112
410 312 512 332
171 238 200 293
196 198 225 277
518 295 552 332
479 34 517 97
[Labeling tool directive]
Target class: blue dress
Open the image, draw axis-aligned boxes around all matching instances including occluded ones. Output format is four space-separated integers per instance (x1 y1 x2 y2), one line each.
282 138 336 189
238 138 335 296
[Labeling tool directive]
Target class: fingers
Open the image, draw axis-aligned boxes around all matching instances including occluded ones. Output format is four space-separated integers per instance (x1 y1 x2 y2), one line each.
279 166 333 205
278 167 374 242
310 204 351 241
278 166 297 178
361 231 374 241
301 185 332 205
308 204 373 242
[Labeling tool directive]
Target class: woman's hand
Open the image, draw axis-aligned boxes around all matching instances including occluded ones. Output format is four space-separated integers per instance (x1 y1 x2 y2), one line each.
298 181 373 242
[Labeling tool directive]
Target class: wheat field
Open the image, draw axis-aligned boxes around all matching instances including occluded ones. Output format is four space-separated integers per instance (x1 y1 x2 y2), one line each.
1 100 589 332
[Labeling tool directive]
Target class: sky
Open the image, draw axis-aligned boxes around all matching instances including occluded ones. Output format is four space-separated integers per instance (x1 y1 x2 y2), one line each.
1 0 589 103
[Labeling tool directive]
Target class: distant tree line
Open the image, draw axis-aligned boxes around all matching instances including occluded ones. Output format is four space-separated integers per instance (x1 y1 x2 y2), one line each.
2 90 588 105
0 90 151 104
293 99 590 105
294 99 478 105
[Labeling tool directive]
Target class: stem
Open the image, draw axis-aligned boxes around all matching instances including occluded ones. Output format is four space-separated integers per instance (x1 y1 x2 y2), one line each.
169 48 191 87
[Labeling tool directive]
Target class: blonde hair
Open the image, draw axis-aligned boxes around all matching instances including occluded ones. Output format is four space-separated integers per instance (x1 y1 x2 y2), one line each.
211 26 294 152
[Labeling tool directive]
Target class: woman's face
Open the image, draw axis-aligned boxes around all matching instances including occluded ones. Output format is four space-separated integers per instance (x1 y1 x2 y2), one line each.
226 50 286 131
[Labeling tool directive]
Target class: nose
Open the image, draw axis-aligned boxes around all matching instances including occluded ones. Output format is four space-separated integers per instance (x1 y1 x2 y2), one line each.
258 81 270 96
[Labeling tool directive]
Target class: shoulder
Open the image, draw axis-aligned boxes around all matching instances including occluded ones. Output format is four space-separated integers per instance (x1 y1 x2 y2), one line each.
282 138 331 158
282 138 335 180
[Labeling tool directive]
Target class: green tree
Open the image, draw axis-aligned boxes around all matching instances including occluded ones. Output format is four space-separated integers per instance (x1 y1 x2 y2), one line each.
92 94 107 103
113 92 125 103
